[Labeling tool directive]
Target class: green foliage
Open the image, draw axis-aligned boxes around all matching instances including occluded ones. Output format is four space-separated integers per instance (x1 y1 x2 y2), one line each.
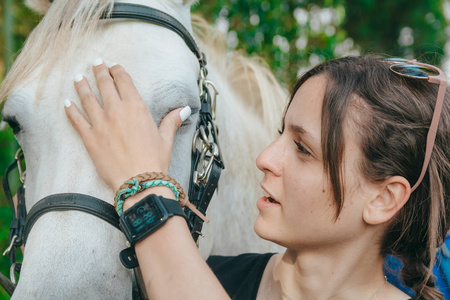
0 126 19 300
193 0 448 85
344 0 447 65
0 0 40 76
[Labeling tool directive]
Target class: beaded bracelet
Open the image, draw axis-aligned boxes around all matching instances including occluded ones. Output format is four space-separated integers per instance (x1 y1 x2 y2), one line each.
115 172 210 223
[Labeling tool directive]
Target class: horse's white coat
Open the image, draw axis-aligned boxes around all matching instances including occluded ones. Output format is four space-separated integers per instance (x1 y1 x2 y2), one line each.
2 0 285 298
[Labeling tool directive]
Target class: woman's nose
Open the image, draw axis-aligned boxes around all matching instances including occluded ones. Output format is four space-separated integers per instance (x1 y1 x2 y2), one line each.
256 137 284 177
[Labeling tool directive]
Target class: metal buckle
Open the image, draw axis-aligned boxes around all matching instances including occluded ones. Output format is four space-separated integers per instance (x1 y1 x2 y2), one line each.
9 263 20 286
204 80 219 120
2 235 18 257
192 65 224 189
192 123 221 186
198 68 219 120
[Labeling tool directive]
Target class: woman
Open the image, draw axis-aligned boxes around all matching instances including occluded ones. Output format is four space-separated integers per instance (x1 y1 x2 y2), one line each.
64 55 450 299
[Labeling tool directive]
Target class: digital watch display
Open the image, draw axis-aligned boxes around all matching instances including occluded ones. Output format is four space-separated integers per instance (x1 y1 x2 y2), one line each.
119 194 188 244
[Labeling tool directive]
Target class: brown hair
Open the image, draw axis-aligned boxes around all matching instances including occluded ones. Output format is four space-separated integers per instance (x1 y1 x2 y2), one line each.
285 56 450 299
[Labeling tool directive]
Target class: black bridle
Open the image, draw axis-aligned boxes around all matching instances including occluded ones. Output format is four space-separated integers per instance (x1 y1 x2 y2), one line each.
1 3 224 298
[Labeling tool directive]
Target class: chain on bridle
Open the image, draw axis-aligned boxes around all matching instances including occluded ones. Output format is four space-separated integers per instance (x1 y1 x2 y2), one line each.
1 3 225 297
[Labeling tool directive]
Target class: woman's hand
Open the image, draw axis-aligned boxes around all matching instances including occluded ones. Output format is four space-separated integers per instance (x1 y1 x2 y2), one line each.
64 60 191 192
64 60 229 300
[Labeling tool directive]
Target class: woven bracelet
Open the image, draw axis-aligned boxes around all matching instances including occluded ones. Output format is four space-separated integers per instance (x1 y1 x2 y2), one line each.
114 172 210 223
115 178 179 217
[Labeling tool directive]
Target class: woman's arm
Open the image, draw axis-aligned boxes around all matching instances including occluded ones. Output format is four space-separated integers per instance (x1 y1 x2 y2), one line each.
64 61 229 300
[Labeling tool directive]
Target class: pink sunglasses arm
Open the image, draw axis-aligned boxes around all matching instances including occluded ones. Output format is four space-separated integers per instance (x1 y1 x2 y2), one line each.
411 77 447 191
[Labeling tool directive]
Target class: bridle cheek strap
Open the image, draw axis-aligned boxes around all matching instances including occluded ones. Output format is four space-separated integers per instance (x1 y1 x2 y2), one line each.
23 194 120 244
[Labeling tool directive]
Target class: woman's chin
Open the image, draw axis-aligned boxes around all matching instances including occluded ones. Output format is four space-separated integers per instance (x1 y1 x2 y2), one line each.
253 214 275 242
254 214 289 249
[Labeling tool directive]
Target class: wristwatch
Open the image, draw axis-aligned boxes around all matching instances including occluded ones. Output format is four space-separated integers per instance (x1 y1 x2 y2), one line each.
119 194 188 245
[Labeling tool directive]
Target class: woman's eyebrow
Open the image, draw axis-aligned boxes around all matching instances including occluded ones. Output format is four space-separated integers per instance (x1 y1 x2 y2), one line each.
288 124 318 144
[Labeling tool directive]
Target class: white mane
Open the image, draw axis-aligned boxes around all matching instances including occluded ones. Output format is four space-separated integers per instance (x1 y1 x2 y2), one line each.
1 0 114 102
191 15 286 134
1 0 196 103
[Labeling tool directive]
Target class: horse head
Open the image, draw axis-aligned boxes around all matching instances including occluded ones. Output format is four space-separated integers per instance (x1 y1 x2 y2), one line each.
2 0 203 298
1 0 287 298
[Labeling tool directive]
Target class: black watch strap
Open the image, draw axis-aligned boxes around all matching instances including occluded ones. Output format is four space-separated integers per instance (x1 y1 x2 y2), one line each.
162 197 187 220
119 194 188 243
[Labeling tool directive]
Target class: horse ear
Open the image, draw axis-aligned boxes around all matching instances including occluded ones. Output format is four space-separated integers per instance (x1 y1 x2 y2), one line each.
25 0 52 15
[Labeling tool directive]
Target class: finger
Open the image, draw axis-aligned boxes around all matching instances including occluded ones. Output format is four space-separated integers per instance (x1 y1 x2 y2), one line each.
109 64 142 102
92 58 121 107
74 74 103 125
159 106 191 145
64 99 92 140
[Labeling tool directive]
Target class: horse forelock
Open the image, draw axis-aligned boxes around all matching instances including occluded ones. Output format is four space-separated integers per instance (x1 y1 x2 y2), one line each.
0 0 195 107
1 0 115 106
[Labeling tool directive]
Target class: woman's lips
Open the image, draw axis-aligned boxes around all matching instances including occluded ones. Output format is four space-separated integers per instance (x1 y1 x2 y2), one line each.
257 196 281 209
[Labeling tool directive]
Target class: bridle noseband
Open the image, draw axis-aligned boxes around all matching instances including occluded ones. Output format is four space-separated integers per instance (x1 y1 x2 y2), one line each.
1 3 224 297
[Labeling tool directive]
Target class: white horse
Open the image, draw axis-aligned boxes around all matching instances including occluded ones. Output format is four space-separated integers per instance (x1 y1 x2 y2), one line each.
0 0 286 298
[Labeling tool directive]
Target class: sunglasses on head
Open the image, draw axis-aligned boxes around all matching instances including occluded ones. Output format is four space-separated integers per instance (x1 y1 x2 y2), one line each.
383 58 447 192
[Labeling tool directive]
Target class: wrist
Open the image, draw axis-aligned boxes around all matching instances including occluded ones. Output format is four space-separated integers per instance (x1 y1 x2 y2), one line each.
119 194 189 245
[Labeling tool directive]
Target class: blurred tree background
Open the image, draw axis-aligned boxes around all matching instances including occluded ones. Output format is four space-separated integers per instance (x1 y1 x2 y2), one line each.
193 0 449 86
0 0 449 298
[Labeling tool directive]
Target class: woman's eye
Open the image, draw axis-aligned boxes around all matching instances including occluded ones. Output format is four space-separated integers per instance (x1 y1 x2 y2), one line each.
293 140 311 156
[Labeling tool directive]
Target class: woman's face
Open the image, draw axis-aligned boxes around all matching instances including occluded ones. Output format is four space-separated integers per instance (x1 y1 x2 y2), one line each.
254 75 373 250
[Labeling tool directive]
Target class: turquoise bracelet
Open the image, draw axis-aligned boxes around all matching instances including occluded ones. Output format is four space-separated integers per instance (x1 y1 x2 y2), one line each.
115 178 179 217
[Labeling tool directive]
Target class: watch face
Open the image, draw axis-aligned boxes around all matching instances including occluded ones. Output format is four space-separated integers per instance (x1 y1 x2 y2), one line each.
120 196 169 242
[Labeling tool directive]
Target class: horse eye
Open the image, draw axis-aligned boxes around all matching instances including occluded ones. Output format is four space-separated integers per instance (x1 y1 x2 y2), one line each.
2 115 21 134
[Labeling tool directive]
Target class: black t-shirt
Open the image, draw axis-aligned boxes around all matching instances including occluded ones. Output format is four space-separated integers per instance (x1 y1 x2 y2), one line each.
207 253 274 300
207 253 418 300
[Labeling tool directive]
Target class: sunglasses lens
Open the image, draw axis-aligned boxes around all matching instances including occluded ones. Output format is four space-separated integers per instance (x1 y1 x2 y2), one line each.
390 64 439 79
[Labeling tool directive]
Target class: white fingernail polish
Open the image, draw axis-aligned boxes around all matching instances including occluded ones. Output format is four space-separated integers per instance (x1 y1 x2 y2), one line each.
74 74 83 83
108 62 118 68
92 58 103 66
64 99 72 108
180 106 191 122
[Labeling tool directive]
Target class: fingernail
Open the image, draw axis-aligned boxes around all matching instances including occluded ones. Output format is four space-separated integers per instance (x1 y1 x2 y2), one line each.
92 58 103 66
180 106 191 122
64 99 72 108
74 74 84 83
108 62 118 68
